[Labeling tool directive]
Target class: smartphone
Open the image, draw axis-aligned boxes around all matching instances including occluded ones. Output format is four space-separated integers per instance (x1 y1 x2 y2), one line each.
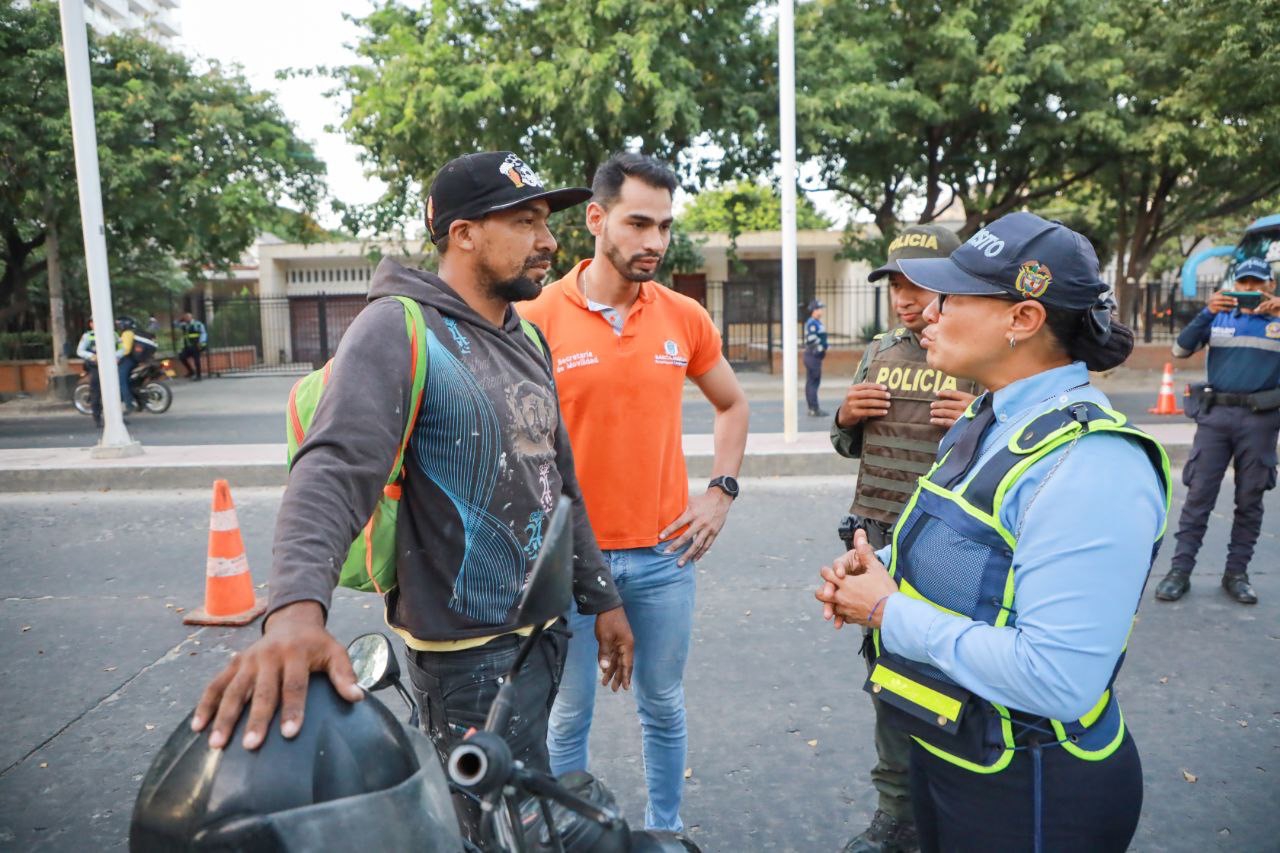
1222 290 1264 310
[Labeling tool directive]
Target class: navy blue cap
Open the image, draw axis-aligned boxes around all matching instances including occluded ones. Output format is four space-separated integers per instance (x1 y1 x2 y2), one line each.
898 212 1109 312
1233 257 1274 282
808 299 824 312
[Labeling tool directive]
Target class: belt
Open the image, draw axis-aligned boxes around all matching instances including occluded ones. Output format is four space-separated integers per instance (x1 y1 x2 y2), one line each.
1210 391 1257 407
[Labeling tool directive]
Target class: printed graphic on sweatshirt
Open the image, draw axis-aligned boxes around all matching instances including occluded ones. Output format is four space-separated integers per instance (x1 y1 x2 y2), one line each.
504 379 557 460
412 334 526 624
442 317 471 354
523 510 545 559
538 462 553 514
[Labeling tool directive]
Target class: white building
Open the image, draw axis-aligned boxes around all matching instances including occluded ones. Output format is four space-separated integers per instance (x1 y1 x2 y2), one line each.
83 0 180 44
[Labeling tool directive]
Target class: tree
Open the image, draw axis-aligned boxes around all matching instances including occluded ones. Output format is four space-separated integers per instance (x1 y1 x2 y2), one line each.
1079 0 1280 314
791 0 1126 261
680 182 833 233
330 0 773 256
1 1 326 360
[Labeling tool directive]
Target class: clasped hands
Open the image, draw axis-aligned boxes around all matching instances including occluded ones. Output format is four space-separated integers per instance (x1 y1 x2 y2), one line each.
814 528 900 630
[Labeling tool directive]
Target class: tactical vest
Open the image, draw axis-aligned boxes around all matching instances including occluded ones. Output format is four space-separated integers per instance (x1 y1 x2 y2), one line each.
869 400 1171 773
852 330 981 524
83 331 118 356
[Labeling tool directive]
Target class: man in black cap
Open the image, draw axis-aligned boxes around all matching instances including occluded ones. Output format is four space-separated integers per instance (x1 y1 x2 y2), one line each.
831 223 978 853
805 298 830 416
192 151 635 840
1155 256 1280 605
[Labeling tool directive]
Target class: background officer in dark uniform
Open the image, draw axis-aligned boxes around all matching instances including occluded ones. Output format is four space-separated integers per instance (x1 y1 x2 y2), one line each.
805 299 829 416
176 311 207 381
830 224 979 853
1156 257 1280 604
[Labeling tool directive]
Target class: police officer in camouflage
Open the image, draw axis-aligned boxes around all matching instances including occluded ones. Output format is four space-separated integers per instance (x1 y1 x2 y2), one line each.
1155 257 1280 605
830 224 979 853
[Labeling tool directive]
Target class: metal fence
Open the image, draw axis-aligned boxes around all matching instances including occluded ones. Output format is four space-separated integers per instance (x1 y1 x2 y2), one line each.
189 293 367 373
705 278 891 371
25 272 1213 375
1131 275 1222 344
700 273 1228 372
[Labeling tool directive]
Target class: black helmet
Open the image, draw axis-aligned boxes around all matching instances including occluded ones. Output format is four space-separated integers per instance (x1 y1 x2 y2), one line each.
130 674 464 852
117 315 137 331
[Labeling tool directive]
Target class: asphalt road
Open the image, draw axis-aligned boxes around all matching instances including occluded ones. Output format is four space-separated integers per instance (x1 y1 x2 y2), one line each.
0 375 1172 449
0 478 1275 850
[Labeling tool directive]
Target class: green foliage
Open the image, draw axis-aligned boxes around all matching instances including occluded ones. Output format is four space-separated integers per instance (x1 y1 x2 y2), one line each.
329 0 773 252
656 223 706 283
260 206 349 243
792 0 1126 255
681 183 833 233
206 298 261 349
0 330 52 360
1071 0 1280 292
1 1 327 329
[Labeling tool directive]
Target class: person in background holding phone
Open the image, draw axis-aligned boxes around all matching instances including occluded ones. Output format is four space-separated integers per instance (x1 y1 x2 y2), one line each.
1155 257 1280 604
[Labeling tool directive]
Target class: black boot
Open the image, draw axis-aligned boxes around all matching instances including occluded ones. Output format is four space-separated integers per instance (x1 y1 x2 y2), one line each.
1222 573 1258 604
841 810 919 853
1154 570 1191 601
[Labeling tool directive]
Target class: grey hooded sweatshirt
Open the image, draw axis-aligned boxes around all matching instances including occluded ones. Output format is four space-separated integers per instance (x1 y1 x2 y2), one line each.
269 258 621 644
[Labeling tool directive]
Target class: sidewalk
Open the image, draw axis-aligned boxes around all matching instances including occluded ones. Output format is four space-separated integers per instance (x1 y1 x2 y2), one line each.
0 423 1198 492
0 364 1176 413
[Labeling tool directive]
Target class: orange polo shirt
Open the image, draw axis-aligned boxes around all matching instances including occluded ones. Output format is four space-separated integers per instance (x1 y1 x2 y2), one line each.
520 260 723 549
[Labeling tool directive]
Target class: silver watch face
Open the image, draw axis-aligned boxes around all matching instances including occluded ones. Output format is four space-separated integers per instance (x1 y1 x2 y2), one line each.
712 476 739 498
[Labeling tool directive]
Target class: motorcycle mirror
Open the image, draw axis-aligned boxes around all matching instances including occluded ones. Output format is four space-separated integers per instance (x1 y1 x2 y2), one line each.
514 495 574 627
347 632 401 692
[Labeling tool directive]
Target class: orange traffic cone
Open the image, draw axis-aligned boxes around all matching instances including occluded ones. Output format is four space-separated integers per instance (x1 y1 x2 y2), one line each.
184 480 267 626
1147 362 1184 415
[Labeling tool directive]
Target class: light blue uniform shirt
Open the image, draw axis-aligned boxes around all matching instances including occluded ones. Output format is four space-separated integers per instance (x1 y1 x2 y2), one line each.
879 361 1167 721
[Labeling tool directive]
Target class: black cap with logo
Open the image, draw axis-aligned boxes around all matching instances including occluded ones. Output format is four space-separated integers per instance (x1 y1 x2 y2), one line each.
868 224 962 282
426 151 592 244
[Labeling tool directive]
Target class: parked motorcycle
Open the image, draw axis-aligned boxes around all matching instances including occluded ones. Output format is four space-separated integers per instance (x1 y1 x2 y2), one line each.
74 358 175 416
349 499 698 852
130 498 699 853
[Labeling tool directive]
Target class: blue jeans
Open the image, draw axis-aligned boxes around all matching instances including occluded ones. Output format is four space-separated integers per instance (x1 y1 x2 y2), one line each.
547 544 696 831
117 356 135 406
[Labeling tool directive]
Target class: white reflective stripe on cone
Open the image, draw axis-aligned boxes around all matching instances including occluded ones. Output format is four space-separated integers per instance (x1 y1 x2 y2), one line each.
207 554 249 578
209 508 240 532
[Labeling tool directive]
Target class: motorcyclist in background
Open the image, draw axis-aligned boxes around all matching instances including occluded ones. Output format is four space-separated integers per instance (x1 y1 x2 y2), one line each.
75 318 117 427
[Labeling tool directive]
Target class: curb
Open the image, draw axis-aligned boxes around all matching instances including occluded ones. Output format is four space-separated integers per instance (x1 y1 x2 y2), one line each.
0 439 1193 493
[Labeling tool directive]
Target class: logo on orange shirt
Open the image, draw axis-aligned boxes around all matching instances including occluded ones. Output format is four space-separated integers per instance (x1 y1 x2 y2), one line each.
654 339 688 367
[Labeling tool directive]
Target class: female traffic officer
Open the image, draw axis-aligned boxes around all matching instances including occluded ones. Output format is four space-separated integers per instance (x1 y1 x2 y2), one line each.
815 212 1170 852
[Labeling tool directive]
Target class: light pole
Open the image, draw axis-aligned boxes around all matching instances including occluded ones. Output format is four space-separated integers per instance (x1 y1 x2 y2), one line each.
58 0 141 457
779 0 798 442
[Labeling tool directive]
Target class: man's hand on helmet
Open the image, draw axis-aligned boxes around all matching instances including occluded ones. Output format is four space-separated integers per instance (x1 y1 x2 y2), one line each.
191 601 364 750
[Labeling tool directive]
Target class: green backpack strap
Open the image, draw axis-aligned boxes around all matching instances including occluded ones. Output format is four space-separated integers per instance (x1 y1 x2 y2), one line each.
387 296 430 484
519 317 546 357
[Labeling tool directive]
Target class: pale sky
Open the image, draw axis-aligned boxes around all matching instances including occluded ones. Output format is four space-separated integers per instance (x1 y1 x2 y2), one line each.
175 0 384 226
173 0 852 230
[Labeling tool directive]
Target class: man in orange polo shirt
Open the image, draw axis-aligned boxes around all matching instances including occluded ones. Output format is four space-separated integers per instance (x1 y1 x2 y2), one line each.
521 152 749 831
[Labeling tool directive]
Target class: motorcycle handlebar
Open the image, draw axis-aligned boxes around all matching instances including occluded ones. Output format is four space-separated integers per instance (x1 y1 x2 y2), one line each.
513 767 624 831
448 731 512 795
447 732 623 831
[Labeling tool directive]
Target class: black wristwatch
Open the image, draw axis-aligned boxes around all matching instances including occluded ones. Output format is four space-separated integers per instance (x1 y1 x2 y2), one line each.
708 475 740 500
